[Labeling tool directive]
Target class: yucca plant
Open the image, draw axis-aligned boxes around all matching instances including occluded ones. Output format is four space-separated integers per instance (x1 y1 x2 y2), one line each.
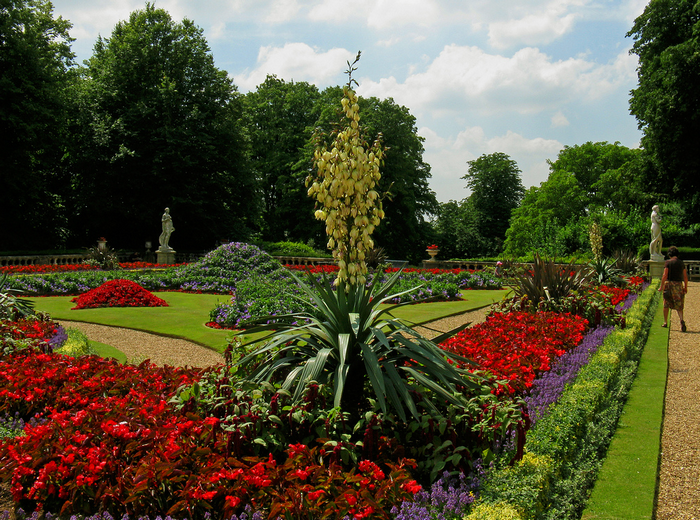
509 253 590 303
0 273 35 320
588 256 624 285
612 249 643 275
234 268 483 423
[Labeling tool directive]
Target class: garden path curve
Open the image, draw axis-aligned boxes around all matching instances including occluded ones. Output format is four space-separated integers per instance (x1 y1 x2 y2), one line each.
56 320 224 368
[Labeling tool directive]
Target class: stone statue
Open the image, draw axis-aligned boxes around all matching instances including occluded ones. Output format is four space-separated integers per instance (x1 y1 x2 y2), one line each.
649 204 663 260
159 207 175 251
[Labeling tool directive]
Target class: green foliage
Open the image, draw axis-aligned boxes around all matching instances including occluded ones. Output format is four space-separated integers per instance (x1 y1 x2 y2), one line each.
306 86 439 265
85 244 120 270
0 274 35 320
587 257 623 285
69 3 255 249
628 0 700 219
463 152 525 249
508 254 590 304
235 269 484 423
243 75 322 243
0 0 76 250
256 240 329 257
612 249 643 274
55 328 95 357
504 143 649 258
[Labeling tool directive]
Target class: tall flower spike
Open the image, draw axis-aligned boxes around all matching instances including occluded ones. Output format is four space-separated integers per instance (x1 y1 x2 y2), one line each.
307 60 385 288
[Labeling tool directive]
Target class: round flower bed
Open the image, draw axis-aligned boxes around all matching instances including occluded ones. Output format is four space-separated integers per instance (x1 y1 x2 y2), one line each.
71 279 168 309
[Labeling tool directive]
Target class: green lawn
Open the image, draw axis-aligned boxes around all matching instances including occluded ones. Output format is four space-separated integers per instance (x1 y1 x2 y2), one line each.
30 289 508 356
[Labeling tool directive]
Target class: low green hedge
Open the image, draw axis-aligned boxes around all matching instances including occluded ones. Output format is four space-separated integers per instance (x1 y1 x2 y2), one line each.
466 281 660 520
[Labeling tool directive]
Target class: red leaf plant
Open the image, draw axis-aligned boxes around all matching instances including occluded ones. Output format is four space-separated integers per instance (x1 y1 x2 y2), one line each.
440 311 588 394
71 279 168 309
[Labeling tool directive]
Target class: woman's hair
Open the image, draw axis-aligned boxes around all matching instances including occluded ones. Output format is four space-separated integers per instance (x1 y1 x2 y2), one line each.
668 245 679 257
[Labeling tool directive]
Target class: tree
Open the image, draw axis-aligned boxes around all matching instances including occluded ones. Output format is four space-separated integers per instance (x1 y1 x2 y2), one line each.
504 142 651 257
243 76 321 242
463 152 525 255
68 4 256 250
0 0 75 250
357 96 439 264
628 0 700 216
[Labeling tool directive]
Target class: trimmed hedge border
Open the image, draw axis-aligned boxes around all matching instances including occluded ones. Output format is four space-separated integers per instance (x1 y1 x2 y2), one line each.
466 280 660 520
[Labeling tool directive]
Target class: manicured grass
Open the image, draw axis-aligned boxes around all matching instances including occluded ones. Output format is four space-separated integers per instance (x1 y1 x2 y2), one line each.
581 294 668 519
394 289 510 326
31 289 508 355
89 340 128 364
30 292 233 351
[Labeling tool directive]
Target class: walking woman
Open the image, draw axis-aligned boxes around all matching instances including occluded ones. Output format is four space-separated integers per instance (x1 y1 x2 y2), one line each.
659 245 689 331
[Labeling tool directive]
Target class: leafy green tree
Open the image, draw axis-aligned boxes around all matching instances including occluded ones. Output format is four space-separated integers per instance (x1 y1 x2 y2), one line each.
504 142 650 257
0 0 75 250
628 0 700 216
68 4 255 250
243 75 321 242
463 152 525 255
434 199 485 259
357 96 439 264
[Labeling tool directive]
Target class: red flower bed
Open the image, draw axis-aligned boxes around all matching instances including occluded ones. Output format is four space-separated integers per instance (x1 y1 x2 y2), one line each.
599 285 631 306
285 264 340 274
71 280 168 309
440 311 588 393
0 262 182 275
0 351 418 519
0 264 102 275
0 318 57 342
284 265 477 275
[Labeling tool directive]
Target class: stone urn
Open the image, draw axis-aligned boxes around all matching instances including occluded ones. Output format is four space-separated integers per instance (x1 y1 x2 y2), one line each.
427 248 439 260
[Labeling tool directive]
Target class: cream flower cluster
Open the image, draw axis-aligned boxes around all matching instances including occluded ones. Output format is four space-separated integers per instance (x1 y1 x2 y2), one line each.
307 86 385 287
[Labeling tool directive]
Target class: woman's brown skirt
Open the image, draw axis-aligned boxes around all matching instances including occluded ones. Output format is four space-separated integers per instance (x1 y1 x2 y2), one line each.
664 281 685 311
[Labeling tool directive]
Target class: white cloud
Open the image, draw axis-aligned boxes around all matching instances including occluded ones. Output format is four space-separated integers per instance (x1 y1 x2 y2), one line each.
488 12 577 48
234 43 355 92
264 0 302 24
358 45 635 118
551 110 569 127
308 0 440 28
420 125 562 201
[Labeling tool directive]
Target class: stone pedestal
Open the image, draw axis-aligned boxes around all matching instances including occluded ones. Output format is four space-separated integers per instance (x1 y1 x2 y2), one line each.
649 260 665 279
157 250 176 265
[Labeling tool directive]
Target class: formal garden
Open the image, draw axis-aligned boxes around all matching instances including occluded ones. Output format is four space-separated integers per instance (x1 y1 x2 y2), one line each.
0 236 658 520
3 5 687 513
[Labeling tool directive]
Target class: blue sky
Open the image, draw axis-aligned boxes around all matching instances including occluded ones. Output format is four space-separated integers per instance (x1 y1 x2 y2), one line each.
50 0 648 203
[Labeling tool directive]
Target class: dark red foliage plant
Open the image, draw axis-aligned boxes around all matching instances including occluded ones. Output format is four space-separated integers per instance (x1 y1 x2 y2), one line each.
71 279 168 309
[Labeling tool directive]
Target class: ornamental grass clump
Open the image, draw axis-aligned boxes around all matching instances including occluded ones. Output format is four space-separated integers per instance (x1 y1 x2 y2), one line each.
71 279 168 309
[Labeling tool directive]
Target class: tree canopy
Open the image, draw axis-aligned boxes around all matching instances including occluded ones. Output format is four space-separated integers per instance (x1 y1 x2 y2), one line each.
68 4 255 250
1 0 75 250
462 152 524 255
504 142 651 257
243 76 321 243
628 0 700 216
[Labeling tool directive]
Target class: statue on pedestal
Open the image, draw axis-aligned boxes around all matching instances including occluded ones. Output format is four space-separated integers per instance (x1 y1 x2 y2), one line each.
649 204 663 261
159 207 175 252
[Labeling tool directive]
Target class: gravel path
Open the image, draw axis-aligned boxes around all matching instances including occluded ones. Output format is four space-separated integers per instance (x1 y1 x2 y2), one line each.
656 281 700 518
57 320 224 368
